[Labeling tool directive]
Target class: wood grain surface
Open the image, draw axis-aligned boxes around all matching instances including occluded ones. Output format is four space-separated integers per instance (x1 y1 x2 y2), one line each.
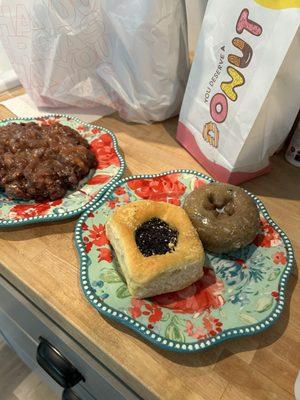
0 89 299 400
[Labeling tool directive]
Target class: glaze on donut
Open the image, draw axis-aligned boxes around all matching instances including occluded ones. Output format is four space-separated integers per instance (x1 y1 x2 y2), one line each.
183 183 260 253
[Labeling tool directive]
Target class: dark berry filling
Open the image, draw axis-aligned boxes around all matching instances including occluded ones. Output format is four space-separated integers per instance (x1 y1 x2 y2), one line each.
135 217 178 257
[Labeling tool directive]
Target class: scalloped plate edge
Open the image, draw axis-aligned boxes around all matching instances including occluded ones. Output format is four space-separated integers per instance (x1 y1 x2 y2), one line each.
75 169 294 353
0 114 125 227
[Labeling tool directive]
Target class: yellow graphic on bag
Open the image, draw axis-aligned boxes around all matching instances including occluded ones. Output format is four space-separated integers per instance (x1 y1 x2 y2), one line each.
254 0 300 9
221 67 245 102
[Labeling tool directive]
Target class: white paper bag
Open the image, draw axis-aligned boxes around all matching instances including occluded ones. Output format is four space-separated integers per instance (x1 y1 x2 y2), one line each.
0 0 189 123
177 0 300 184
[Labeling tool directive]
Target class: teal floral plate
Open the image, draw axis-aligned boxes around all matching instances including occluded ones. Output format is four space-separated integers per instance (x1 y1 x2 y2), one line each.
75 170 294 352
0 115 125 227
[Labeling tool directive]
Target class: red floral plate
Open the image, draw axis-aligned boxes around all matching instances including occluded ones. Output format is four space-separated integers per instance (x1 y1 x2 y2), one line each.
0 115 125 227
75 170 294 352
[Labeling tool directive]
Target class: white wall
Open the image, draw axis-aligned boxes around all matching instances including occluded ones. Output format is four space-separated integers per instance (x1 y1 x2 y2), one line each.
0 40 20 91
186 0 208 54
0 40 12 73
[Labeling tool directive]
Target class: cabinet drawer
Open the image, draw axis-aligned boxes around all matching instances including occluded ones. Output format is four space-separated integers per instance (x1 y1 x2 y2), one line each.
0 277 140 400
0 311 63 397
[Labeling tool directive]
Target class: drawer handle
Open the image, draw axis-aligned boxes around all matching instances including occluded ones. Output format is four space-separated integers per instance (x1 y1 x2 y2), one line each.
37 337 84 388
62 388 81 400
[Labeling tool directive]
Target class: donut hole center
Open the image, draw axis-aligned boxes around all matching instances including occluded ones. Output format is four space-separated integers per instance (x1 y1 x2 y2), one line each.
206 190 234 217
135 217 178 257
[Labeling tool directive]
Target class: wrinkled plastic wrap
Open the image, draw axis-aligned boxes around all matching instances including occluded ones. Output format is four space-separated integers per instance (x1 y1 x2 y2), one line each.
0 0 189 123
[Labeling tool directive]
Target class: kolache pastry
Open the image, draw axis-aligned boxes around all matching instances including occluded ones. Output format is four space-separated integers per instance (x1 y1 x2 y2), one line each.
184 182 260 253
106 200 205 298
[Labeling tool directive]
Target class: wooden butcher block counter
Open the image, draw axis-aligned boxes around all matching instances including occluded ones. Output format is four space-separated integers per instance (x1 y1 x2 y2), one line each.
0 88 299 400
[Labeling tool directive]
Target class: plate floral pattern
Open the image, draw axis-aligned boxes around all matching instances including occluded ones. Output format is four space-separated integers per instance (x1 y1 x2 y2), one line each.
0 115 125 227
75 170 294 352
